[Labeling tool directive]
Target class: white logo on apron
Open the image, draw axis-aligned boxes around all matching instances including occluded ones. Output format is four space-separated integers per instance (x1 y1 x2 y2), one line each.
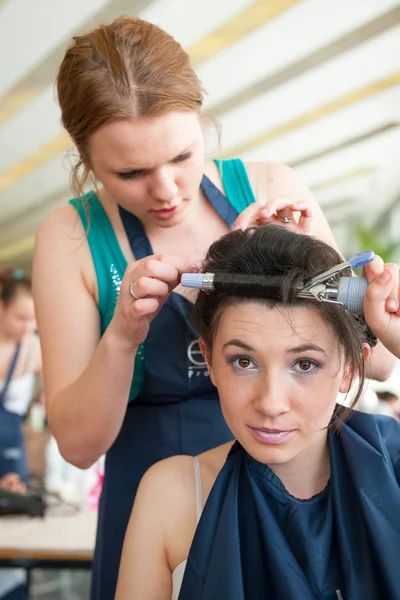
187 340 210 378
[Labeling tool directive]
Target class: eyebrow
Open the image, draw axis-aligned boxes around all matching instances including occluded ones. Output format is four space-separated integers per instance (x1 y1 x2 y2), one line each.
222 339 255 352
115 144 194 174
222 339 328 357
287 343 328 357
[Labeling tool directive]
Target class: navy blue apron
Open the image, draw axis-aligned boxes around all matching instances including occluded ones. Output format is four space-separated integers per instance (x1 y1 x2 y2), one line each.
179 410 400 600
0 343 29 483
90 176 237 600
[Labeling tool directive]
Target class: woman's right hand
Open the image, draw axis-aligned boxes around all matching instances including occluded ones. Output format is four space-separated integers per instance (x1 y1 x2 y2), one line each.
109 254 188 351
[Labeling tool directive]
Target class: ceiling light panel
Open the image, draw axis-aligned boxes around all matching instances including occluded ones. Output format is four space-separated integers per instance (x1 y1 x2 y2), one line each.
0 153 70 220
0 86 64 172
0 0 111 98
199 0 399 109
240 87 400 164
140 0 253 48
295 127 400 183
218 26 400 151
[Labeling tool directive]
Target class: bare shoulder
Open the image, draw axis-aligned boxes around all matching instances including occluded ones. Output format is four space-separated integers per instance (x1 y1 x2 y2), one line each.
243 160 294 173
34 203 97 299
132 454 199 530
135 446 229 528
204 160 302 197
206 158 307 204
244 161 307 191
35 203 86 255
137 442 235 507
138 454 197 504
264 161 309 188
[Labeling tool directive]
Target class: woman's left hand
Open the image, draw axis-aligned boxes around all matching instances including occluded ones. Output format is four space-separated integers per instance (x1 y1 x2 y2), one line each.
232 197 312 233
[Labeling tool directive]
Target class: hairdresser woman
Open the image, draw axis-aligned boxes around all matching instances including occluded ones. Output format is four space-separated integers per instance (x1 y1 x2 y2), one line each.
32 16 395 600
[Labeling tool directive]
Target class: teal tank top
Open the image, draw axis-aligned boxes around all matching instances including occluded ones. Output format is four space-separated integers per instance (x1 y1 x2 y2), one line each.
69 158 256 401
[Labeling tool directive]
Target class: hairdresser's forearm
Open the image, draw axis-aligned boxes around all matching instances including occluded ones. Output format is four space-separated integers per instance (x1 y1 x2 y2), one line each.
366 340 396 382
48 328 136 468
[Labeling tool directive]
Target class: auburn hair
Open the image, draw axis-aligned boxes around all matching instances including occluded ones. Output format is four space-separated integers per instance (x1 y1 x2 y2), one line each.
57 16 204 198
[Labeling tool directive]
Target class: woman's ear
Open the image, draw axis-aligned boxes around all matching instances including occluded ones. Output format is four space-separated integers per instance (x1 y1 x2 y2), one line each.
362 342 371 364
339 344 371 393
199 338 215 385
339 361 354 394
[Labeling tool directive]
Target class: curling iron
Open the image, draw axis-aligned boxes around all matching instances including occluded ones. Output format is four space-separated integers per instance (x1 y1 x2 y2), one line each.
181 251 375 314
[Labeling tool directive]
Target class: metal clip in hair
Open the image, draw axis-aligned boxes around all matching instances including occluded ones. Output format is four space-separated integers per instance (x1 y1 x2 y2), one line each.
296 251 375 307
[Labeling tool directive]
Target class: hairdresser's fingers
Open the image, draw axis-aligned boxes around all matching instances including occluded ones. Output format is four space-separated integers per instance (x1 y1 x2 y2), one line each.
364 269 400 358
232 202 263 230
267 201 312 234
256 206 295 225
275 207 294 221
289 201 313 232
367 263 400 313
265 196 295 216
384 263 399 313
264 196 310 219
233 197 313 231
364 270 392 326
232 202 288 229
363 255 385 283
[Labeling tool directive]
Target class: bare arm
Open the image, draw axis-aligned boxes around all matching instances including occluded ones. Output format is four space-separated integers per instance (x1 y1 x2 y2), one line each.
33 206 136 468
115 467 172 600
115 458 196 600
365 343 396 381
33 205 184 468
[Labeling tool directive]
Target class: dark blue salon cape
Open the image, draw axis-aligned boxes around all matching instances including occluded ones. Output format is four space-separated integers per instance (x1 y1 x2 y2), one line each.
179 411 400 600
90 177 236 600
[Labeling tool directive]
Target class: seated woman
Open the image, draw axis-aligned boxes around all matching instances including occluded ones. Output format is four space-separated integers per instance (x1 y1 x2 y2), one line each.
115 225 400 600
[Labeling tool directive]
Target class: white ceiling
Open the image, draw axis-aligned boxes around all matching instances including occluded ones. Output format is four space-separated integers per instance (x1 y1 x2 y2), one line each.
0 0 399 266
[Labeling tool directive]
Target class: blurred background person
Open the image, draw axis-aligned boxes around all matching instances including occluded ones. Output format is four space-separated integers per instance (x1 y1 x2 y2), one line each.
0 271 41 483
0 272 40 600
375 390 400 419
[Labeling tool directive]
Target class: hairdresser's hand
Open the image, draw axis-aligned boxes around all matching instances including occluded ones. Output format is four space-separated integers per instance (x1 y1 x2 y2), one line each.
232 198 312 233
109 255 189 351
364 256 400 359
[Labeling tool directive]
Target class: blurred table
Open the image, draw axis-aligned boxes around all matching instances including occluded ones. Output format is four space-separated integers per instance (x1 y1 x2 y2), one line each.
0 506 97 596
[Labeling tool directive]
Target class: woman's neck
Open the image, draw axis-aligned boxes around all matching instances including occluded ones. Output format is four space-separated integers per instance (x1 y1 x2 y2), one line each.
269 430 331 500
